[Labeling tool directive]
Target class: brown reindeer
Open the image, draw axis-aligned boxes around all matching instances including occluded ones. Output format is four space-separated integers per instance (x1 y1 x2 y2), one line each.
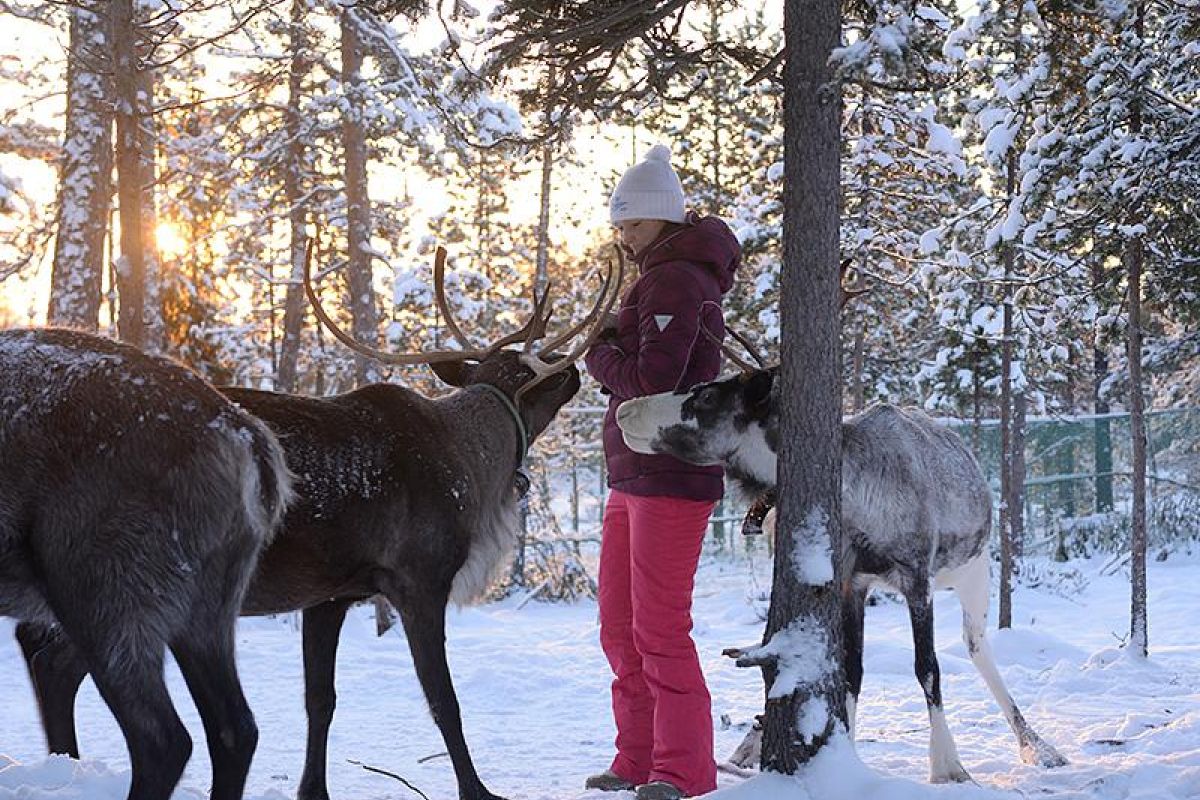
3 329 291 800
16 246 623 800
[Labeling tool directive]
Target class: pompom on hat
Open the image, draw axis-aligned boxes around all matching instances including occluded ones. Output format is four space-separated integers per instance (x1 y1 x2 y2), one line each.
609 144 687 225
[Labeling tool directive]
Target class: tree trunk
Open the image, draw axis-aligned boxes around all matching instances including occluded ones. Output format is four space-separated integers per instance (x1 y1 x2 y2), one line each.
706 2 722 201
341 8 379 388
971 344 982 455
111 0 150 348
276 0 310 394
137 65 164 353
534 130 553 297
998 150 1017 631
1091 262 1114 512
1127 0 1148 659
1011 391 1027 562
759 0 846 773
849 89 871 415
1127 233 1147 656
849 324 865 413
47 1 112 330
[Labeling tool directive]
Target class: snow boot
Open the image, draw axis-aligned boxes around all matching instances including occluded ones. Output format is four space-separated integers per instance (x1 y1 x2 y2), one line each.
585 770 636 792
635 781 685 800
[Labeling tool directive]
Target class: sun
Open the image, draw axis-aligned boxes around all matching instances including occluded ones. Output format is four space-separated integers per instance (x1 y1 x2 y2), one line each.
154 222 189 261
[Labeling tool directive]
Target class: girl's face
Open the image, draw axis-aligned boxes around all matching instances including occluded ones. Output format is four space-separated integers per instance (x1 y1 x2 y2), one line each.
615 218 666 256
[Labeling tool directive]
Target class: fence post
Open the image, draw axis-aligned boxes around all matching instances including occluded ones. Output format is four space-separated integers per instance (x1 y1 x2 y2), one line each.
571 426 580 533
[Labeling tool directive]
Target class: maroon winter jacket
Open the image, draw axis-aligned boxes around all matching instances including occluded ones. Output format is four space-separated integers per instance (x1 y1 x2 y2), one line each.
585 213 741 501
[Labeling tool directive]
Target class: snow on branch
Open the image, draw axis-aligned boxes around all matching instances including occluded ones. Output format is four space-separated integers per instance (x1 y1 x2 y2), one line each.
727 615 834 701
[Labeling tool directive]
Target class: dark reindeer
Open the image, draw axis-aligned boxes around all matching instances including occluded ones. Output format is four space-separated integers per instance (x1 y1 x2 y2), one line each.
615 368 1068 783
16 247 622 800
2 328 291 800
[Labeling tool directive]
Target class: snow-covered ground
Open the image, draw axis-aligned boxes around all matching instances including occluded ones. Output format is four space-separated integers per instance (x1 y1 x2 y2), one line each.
2 551 1199 800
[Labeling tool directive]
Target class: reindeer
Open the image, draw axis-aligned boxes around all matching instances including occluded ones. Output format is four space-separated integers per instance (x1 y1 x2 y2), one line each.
614 367 1068 783
16 247 622 800
1 328 291 800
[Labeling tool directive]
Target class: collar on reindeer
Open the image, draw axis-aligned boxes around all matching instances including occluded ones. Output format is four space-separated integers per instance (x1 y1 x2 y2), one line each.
475 383 529 468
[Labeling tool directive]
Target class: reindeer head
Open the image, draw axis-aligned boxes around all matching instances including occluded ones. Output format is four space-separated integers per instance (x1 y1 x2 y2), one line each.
429 350 581 441
619 256 865 493
617 367 779 495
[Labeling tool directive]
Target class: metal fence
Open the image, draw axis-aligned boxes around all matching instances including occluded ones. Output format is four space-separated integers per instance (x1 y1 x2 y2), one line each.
950 407 1200 557
524 406 1200 562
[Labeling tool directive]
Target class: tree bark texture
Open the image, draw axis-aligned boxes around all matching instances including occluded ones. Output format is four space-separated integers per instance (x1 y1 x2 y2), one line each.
998 151 1017 631
276 0 310 394
137 65 163 353
341 8 380 387
110 0 160 349
1092 263 1114 512
1126 0 1148 658
1127 234 1147 656
535 136 553 297
1011 391 1026 562
47 1 112 330
761 0 847 774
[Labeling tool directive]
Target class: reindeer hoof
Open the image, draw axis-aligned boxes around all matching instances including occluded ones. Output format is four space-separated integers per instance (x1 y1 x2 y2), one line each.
930 763 972 784
1022 740 1069 769
296 783 331 800
462 789 508 800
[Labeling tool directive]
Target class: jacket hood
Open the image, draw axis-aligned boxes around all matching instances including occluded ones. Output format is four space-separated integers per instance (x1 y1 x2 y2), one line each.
638 212 741 294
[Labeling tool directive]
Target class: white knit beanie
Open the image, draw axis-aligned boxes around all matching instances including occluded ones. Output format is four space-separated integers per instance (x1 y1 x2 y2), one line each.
609 144 687 224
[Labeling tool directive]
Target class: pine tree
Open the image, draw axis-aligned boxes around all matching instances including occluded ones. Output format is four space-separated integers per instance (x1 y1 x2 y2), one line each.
757 0 848 770
277 0 316 393
1015 0 1200 652
111 0 163 349
46 1 111 330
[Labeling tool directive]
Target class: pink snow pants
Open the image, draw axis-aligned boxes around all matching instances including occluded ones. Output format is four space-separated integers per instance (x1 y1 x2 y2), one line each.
599 490 717 797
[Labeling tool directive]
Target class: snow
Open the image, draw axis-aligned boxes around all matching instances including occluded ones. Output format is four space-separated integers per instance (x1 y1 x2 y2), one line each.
919 227 942 255
3 555 1200 800
790 507 834 586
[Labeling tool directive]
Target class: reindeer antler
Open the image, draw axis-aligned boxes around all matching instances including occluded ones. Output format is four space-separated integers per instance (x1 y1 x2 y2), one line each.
433 247 475 351
305 238 620 379
514 244 626 402
705 258 866 375
305 240 503 365
703 323 771 374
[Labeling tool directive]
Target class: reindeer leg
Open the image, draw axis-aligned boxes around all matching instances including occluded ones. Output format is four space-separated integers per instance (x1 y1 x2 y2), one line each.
297 599 354 800
726 721 762 769
169 530 263 800
170 632 258 800
16 621 89 758
904 576 970 784
949 554 1067 768
841 584 869 741
50 609 192 800
392 589 505 800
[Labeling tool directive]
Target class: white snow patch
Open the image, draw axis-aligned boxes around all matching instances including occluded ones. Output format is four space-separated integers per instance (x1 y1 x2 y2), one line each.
4 557 1200 799
790 506 835 586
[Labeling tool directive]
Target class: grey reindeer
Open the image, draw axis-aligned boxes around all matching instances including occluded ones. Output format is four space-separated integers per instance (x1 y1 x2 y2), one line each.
1 328 291 800
615 366 1067 783
16 247 622 800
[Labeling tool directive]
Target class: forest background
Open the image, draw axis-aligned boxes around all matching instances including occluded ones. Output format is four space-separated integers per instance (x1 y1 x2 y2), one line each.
0 0 1197 612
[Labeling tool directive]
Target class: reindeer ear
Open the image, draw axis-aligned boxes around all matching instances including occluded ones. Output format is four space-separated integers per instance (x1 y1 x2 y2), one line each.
430 360 475 387
744 369 775 414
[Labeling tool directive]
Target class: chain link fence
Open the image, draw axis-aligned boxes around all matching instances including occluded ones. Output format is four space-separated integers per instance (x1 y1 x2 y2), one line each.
506 405 1200 600
951 408 1200 559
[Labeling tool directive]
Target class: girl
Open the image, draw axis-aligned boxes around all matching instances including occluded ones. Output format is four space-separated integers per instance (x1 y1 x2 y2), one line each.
584 144 741 800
